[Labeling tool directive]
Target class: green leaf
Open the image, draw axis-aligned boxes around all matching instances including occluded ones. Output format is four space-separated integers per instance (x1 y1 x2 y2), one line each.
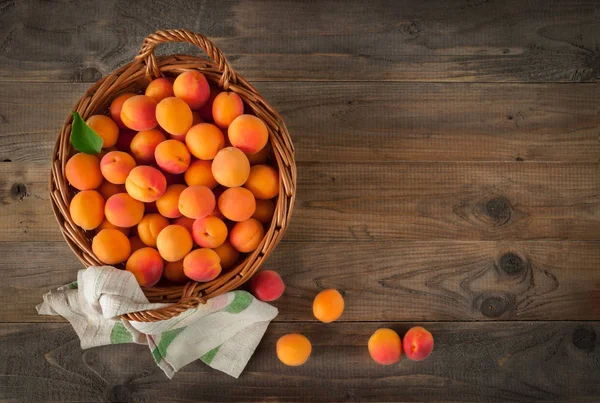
70 111 103 154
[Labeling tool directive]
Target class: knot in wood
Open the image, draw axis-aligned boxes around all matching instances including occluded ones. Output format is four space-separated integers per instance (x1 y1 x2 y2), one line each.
485 196 511 224
10 183 28 201
499 253 525 275
572 326 596 352
480 296 509 318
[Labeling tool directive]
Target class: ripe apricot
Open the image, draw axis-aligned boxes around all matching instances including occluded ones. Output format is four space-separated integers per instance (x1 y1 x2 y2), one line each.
184 160 217 189
97 181 125 200
92 229 131 264
185 123 225 160
173 70 210 109
252 199 275 224
213 241 239 269
86 115 119 148
163 259 188 283
228 114 268 155
126 247 164 287
178 185 215 219
211 147 250 187
192 215 228 248
156 184 186 219
403 326 434 361
110 93 136 128
172 216 195 233
156 224 193 262
98 219 130 236
129 129 166 164
244 165 279 200
154 139 191 174
247 142 270 165
70 190 105 230
183 248 221 282
229 218 264 253
250 270 284 302
105 193 145 228
145 77 174 102
368 328 402 365
212 91 244 129
65 153 103 190
276 334 311 366
120 95 158 131
125 165 167 202
156 97 193 137
218 187 256 222
313 289 345 323
100 151 136 184
137 214 170 247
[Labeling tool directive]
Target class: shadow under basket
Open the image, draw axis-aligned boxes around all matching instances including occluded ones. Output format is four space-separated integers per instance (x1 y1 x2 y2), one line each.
49 29 296 322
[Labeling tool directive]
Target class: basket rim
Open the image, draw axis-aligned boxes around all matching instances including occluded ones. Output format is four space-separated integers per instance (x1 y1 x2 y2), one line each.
49 31 296 322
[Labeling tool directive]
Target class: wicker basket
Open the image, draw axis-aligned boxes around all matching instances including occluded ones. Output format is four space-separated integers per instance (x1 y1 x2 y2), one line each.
49 29 296 322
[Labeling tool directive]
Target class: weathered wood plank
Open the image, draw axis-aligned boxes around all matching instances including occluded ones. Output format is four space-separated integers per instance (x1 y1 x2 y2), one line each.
2 241 598 323
0 322 598 402
1 82 598 163
1 161 598 243
0 0 599 83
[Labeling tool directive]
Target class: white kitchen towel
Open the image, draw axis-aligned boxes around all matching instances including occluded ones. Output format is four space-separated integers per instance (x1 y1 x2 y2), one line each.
37 266 278 378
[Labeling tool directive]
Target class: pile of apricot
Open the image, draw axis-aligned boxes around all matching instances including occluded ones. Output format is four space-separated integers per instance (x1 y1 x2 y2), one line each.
66 71 279 287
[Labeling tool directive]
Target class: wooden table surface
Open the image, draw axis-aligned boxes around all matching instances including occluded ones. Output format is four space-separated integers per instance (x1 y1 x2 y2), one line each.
1 1 599 402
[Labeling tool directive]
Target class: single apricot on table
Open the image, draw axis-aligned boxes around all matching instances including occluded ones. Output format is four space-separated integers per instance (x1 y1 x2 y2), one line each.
156 224 193 262
276 334 311 366
92 229 131 264
368 328 402 365
250 270 285 302
403 326 434 361
126 247 164 287
313 289 345 323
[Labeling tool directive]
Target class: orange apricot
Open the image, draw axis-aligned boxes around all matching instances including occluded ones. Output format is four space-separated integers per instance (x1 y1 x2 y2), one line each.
211 147 250 187
276 334 311 366
137 214 170 247
250 270 284 302
110 93 136 128
97 181 125 200
228 114 268 155
403 326 434 361
184 160 217 189
192 215 228 248
244 165 279 200
172 216 195 233
178 185 215 219
313 289 345 323
212 91 244 129
105 193 145 228
229 218 264 253
156 97 193 137
213 241 240 270
120 95 158 131
368 328 402 365
252 199 275 224
247 142 271 165
154 139 191 174
156 184 186 219
98 219 130 236
163 259 188 283
129 129 166 164
173 70 210 109
86 115 119 148
156 224 193 262
185 123 225 160
65 153 103 190
145 77 174 102
100 151 136 184
126 247 164 287
70 190 105 230
183 248 221 282
125 165 167 202
92 229 131 264
218 187 256 222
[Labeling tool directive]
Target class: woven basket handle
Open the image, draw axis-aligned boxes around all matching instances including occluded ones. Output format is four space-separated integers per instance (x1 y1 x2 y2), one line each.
136 29 237 89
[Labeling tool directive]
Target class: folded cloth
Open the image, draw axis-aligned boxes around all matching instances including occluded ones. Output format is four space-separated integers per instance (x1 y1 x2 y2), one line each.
37 266 278 378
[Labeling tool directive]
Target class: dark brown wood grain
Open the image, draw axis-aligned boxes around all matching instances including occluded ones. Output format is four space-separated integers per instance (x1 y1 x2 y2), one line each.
2 241 598 323
2 161 598 242
1 81 599 163
0 0 599 83
0 322 598 402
